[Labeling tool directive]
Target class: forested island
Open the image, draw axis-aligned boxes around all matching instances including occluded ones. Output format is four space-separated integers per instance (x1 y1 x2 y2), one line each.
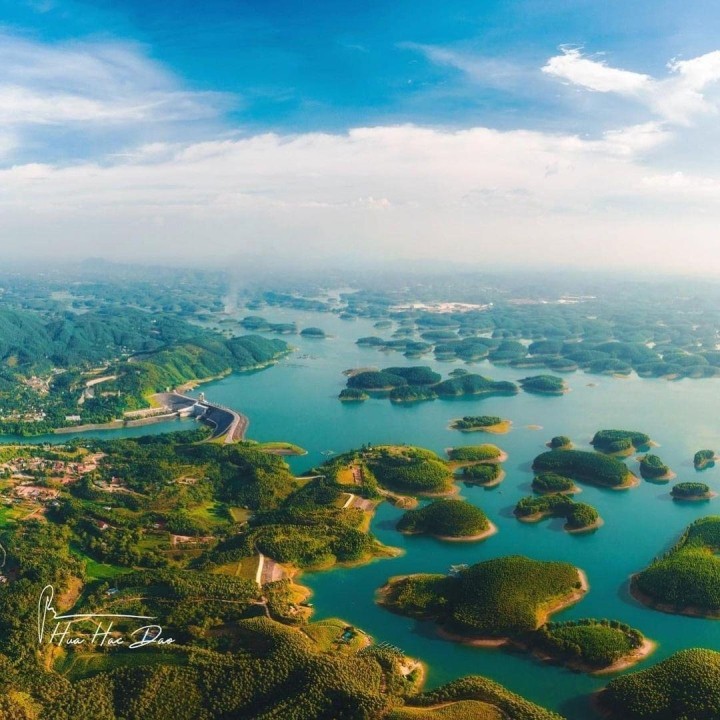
531 472 578 494
514 495 602 532
694 448 717 470
340 366 517 403
532 449 636 489
529 619 651 673
396 499 496 541
599 649 720 720
547 435 573 449
300 326 328 338
632 516 720 616
519 375 568 395
638 454 674 481
591 429 652 455
450 415 512 434
378 556 586 640
670 481 714 500
377 558 654 674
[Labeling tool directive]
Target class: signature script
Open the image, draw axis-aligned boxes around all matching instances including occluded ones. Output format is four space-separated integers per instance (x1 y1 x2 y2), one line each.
38 585 175 649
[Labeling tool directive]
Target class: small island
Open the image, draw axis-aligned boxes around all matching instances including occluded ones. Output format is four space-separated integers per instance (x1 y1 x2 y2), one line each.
532 449 637 489
450 415 512 434
547 435 573 449
339 388 369 402
447 444 506 465
377 555 587 641
514 495 602 533
671 481 715 501
365 445 456 495
532 472 578 494
638 453 675 481
599 649 720 720
300 326 328 338
529 619 653 674
632 516 720 617
389 385 438 403
519 375 568 395
396 499 497 541
591 429 652 455
346 370 409 391
694 449 717 470
340 367 517 404
458 463 505 487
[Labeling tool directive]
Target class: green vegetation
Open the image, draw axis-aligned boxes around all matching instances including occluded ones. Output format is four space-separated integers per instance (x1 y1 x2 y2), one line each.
339 387 369 401
452 415 501 429
532 449 633 488
397 499 491 538
347 370 408 389
514 495 600 531
385 366 443 385
639 454 672 479
531 473 576 494
459 463 503 486
450 416 510 433
548 436 572 449
531 619 644 670
0 303 290 435
633 516 720 615
300 326 327 337
366 446 455 494
519 375 567 394
591 429 652 454
694 449 716 470
434 374 518 398
447 445 503 463
390 385 439 403
600 649 720 720
380 555 583 638
671 482 712 499
404 676 563 720
341 367 516 406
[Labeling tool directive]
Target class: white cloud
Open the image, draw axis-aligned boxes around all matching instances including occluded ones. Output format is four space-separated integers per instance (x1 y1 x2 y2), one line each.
401 42 527 89
542 47 651 94
0 33 229 145
3 124 720 272
543 47 720 126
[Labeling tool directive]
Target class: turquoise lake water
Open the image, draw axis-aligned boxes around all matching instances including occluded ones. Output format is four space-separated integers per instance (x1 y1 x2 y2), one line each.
11 307 720 718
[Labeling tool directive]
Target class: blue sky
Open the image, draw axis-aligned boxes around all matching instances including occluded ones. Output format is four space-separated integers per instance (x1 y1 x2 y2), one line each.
2 0 720 271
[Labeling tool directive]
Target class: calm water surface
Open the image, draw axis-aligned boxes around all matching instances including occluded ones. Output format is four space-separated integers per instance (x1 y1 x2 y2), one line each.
10 308 720 718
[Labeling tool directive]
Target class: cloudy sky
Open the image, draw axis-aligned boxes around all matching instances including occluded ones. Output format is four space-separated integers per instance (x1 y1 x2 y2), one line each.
2 0 720 272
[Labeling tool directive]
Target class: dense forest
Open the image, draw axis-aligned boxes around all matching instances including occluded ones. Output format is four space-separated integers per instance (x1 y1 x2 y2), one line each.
0 430 570 720
532 450 632 488
632 516 720 615
0 305 289 435
599 649 720 720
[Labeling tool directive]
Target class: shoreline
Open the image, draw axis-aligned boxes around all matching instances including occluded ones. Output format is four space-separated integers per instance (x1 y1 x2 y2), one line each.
460 469 506 488
523 636 655 676
629 577 720 618
515 511 602 533
48 354 289 438
378 568 589 648
671 490 717 501
447 449 508 466
565 517 604 534
401 520 499 543
449 419 512 435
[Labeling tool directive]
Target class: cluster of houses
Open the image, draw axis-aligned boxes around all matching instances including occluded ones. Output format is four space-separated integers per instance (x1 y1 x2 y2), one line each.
1 453 104 484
